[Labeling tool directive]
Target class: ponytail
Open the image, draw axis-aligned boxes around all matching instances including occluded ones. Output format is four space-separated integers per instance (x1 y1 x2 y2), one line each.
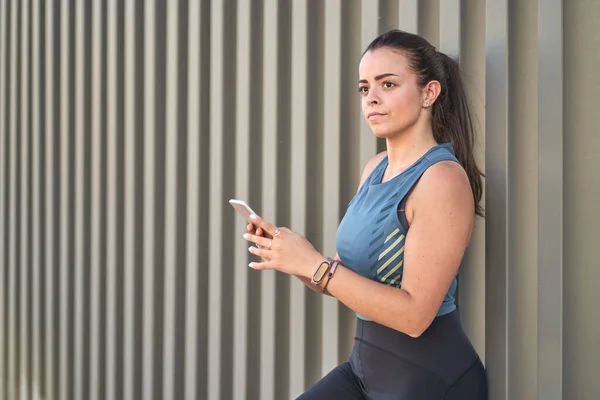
433 52 484 217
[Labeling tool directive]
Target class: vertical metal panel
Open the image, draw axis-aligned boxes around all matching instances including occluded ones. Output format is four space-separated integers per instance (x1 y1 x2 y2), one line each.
89 0 103 398
58 1 71 399
162 1 179 398
398 0 418 33
7 1 19 399
173 2 189 397
198 3 212 397
123 0 136 399
537 1 563 399
485 0 509 398
418 0 440 47
185 2 201 398
19 0 30 398
379 0 399 32
507 1 539 399
105 0 117 397
142 1 156 399
44 1 56 398
73 1 86 399
439 0 459 55
289 1 308 397
208 0 225 398
233 0 252 398
0 0 6 390
563 1 600 399
458 0 487 360
30 0 42 397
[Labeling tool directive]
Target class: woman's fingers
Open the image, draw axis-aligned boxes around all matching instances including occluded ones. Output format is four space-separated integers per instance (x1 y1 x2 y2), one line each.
248 260 274 270
243 217 281 266
256 226 265 237
248 245 270 259
249 214 277 237
246 223 266 238
243 232 273 249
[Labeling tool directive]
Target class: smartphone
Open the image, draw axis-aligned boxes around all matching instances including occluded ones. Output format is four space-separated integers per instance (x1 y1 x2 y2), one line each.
229 199 257 223
229 199 272 238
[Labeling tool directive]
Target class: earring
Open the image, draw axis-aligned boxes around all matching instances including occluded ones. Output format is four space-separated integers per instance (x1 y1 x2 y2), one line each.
424 102 431 108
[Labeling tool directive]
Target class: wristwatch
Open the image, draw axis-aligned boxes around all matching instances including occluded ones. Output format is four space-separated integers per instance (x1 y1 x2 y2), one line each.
311 257 334 285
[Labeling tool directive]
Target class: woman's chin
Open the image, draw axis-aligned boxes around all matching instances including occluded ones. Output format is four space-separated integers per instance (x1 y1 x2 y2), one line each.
371 127 394 139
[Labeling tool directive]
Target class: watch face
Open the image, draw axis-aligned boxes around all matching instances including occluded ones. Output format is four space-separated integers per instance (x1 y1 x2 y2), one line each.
313 261 330 282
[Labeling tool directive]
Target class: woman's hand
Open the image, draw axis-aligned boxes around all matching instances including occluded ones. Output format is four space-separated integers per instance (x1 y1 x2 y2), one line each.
243 214 324 279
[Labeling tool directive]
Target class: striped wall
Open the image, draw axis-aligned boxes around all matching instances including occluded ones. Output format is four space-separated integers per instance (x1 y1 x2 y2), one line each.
0 0 598 399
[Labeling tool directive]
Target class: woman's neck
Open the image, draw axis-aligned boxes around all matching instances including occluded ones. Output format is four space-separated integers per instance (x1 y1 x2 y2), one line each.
383 128 438 180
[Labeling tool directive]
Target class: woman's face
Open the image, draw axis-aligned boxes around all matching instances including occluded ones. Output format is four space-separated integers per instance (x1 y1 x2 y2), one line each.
358 48 427 139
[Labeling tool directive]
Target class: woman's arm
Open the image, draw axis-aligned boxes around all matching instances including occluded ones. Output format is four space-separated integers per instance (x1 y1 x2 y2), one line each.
315 161 474 337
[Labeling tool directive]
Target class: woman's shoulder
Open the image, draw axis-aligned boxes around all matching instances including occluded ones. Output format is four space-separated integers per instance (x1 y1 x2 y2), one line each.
410 160 473 215
420 160 468 189
358 151 387 190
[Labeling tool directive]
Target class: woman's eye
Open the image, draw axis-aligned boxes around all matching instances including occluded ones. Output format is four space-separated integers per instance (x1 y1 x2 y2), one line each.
358 86 369 94
383 81 395 88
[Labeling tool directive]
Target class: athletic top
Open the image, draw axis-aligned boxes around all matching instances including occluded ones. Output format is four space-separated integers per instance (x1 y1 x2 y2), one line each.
336 142 461 319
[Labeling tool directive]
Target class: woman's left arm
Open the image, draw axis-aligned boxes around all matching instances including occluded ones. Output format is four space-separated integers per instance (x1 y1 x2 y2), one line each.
245 161 475 338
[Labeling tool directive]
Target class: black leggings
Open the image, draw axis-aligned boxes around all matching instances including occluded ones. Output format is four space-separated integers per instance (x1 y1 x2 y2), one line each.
297 310 488 400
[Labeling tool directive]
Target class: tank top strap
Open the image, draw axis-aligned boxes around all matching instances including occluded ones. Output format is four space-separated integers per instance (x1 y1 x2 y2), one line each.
365 153 390 185
405 142 460 186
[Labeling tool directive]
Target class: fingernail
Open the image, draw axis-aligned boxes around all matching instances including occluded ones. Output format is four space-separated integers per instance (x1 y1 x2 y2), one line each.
248 246 254 253
243 233 248 239
249 214 257 219
248 263 254 268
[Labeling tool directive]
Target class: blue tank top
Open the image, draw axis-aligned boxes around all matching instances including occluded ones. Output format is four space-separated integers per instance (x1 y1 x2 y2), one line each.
336 142 460 319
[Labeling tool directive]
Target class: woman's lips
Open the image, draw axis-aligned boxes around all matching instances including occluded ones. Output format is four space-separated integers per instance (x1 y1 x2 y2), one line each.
367 112 386 120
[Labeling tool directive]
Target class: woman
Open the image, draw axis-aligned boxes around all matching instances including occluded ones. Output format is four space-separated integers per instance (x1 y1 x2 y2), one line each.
243 30 487 399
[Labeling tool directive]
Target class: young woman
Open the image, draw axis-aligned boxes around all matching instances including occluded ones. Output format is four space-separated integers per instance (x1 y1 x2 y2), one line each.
243 30 488 399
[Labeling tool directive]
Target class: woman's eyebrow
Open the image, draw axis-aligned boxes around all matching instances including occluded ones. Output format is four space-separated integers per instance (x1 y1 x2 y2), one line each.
358 73 399 84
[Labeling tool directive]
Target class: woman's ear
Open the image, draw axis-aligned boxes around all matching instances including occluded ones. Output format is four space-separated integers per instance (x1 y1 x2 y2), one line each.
422 80 441 107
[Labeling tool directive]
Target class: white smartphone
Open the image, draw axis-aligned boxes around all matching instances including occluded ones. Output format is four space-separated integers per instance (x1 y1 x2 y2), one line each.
229 199 257 223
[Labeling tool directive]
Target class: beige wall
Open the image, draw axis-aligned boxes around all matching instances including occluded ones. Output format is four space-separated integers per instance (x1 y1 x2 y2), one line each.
0 0 598 399
563 0 600 398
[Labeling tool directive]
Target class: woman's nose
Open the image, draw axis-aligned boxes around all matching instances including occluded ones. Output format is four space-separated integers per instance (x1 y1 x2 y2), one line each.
366 89 379 105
